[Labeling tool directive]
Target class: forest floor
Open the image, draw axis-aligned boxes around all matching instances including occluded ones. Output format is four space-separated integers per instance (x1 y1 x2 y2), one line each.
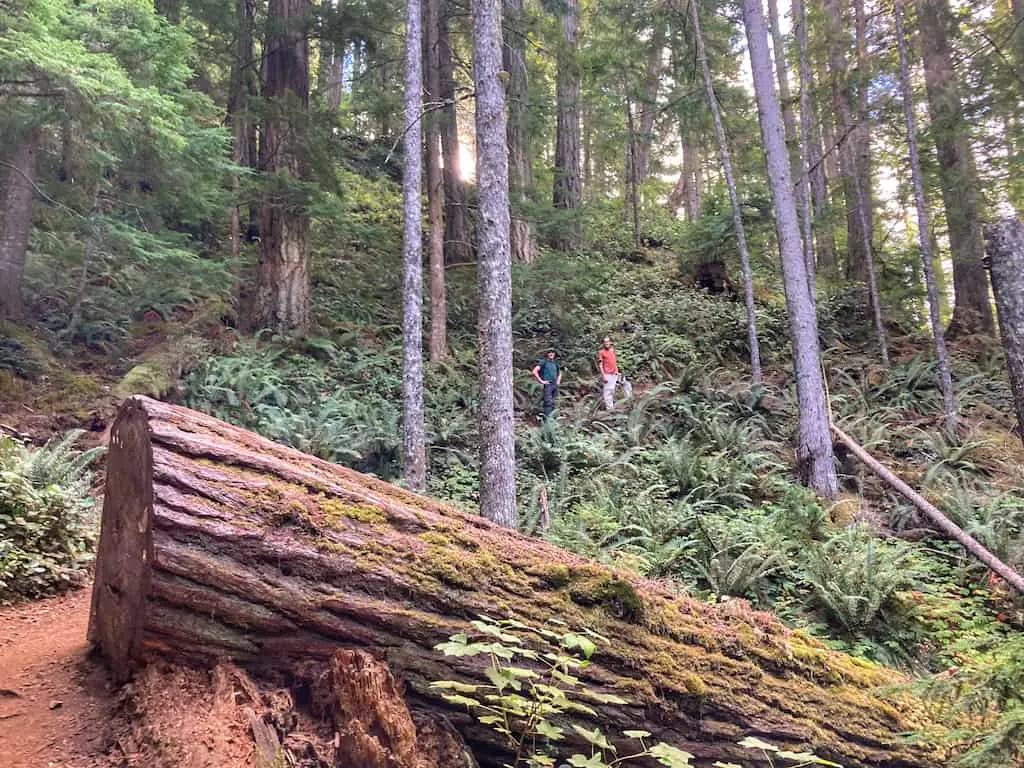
0 588 116 767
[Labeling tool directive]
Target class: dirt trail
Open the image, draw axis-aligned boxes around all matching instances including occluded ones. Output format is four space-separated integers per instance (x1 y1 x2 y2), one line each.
0 588 116 768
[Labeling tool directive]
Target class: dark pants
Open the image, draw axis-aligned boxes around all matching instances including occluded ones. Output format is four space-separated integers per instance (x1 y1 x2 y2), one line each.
542 382 559 418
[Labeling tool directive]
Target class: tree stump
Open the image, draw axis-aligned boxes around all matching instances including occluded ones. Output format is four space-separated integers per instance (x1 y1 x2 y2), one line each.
89 396 942 767
985 218 1024 444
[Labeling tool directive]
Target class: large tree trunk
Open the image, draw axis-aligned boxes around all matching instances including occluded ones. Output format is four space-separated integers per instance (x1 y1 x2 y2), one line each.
256 0 312 333
472 0 517 528
743 0 838 497
893 0 957 433
692 0 762 385
503 0 539 263
227 0 259 261
90 397 941 767
0 127 39 322
985 220 1024 444
553 0 582 252
440 1 473 264
424 0 448 360
917 0 995 337
403 0 426 491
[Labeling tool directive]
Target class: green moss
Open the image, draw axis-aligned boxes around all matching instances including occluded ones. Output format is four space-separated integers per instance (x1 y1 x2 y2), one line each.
419 531 452 547
320 496 387 525
117 362 175 399
568 573 645 623
680 671 708 697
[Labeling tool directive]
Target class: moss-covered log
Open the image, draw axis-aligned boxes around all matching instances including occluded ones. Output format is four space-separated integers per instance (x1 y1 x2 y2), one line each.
89 396 942 767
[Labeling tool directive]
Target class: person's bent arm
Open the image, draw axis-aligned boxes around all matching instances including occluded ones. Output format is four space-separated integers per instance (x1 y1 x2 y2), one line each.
532 364 546 384
557 369 563 386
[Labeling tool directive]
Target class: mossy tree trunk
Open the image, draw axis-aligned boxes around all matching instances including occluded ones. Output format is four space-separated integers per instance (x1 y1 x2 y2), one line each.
90 397 942 768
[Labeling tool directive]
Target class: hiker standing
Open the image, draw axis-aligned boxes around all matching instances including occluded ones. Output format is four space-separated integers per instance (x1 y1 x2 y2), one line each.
598 336 620 409
532 349 562 420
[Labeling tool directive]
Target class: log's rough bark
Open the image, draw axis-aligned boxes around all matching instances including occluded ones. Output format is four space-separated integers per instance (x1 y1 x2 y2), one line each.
917 0 994 337
985 219 1024 446
0 127 39 322
89 397 943 767
256 0 312 333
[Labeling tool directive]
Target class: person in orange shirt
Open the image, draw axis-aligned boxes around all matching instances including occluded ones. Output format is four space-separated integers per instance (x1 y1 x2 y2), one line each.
597 336 620 409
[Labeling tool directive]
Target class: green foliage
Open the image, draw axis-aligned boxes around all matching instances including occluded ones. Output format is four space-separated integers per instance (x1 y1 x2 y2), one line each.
0 431 104 602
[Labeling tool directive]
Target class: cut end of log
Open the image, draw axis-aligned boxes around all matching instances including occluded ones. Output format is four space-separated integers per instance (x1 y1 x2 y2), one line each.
89 397 155 682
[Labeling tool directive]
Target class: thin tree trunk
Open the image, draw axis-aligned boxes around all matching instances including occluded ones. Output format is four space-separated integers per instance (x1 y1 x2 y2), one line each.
425 0 447 360
692 0 762 385
503 0 538 263
832 424 1024 594
802 24 837 272
553 0 582 251
684 136 701 221
440 1 472 264
766 0 810 248
742 0 837 496
625 98 641 251
227 0 257 260
256 0 312 334
792 0 816 288
634 27 665 185
823 0 869 282
985 220 1024 446
0 127 39 322
894 0 956 434
852 0 873 278
402 0 426 491
666 167 687 217
917 0 995 336
472 0 517 528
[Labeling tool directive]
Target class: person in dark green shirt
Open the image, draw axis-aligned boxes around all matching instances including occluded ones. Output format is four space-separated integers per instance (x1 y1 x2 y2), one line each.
532 349 562 420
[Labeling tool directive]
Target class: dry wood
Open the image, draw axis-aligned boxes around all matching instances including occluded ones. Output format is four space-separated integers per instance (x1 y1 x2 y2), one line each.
90 397 944 767
830 424 1024 595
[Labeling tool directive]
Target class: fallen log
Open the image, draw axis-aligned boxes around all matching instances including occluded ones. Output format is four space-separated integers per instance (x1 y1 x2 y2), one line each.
89 396 943 767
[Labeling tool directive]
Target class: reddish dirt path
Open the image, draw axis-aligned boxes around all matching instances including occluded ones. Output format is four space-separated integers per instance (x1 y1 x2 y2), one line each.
0 588 116 767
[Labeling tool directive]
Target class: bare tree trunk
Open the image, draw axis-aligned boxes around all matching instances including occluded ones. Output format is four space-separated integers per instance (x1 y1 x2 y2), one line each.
823 0 869 283
894 0 957 434
917 0 995 336
472 0 517 529
425 0 447 360
633 27 664 185
0 127 39 322
692 1 762 384
766 0 810 247
801 22 837 273
852 0 873 279
227 0 258 261
985 220 1024 446
666 167 687 217
440 1 472 264
403 0 427 492
685 136 701 221
625 98 641 251
256 0 312 333
553 0 582 251
742 0 837 496
792 0 816 287
503 0 538 263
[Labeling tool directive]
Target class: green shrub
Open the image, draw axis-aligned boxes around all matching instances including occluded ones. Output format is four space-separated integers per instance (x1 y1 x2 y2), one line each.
0 431 104 602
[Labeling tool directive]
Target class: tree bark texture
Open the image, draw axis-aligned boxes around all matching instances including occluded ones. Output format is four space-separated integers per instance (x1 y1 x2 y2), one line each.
440 1 473 264
893 0 957 434
472 0 517 529
0 127 39 322
822 0 870 283
503 0 539 263
553 0 582 252
917 0 994 336
425 0 448 360
985 219 1024 445
683 136 702 221
227 0 259 261
792 0 816 286
257 0 312 334
743 0 837 497
852 0 873 280
692 0 762 385
89 397 943 767
403 0 427 492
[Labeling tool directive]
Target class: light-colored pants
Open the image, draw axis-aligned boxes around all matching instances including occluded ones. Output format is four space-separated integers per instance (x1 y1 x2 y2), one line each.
602 373 618 409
